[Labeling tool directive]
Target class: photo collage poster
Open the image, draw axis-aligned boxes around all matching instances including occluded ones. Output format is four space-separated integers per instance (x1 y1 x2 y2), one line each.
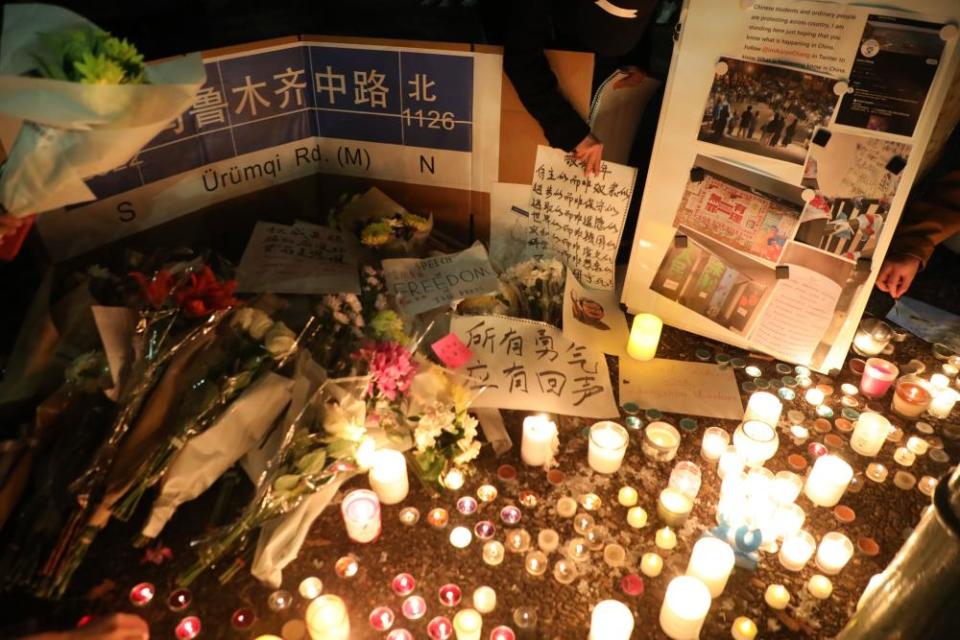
622 0 959 372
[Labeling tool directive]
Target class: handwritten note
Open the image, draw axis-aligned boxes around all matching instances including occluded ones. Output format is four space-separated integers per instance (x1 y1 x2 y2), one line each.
450 315 617 418
528 145 636 290
619 358 744 420
382 242 500 315
431 333 474 369
562 272 629 357
236 221 359 294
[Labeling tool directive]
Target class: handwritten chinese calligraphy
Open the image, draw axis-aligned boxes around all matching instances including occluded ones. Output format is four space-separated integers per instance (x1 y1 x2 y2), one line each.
528 146 637 290
451 315 617 418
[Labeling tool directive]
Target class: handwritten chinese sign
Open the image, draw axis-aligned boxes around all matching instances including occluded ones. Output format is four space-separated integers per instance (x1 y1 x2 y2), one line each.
382 242 499 315
235 220 359 294
450 315 618 418
527 146 637 290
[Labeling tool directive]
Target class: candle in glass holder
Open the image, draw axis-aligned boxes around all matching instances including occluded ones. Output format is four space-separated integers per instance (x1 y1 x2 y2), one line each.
771 471 803 504
553 558 580 584
764 585 790 610
659 576 711 640
866 463 888 483
453 609 482 640
852 319 892 357
892 376 933 418
772 503 805 540
482 541 505 566
669 461 702 499
472 587 496 614
849 412 890 457
627 313 662 361
642 421 681 462
524 550 548 576
733 420 779 468
341 489 381 543
368 450 409 505
779 530 816 571
804 455 853 507
306 595 350 640
686 538 735 597
641 552 664 577
700 427 730 462
743 392 782 426
893 447 915 467
588 422 629 473
929 388 959 419
907 436 929 456
718 446 745 480
657 488 694 528
731 617 757 640
816 532 853 574
860 359 898 397
521 415 558 467
589 600 634 640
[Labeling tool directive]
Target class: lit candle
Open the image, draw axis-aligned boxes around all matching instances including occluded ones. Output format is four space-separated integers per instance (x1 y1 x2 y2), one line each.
453 608 482 640
894 447 915 467
489 627 516 640
805 388 825 406
341 489 381 543
865 463 888 483
850 412 891 457
482 541 505 566
929 388 959 419
299 577 324 600
860 358 898 397
521 415 558 467
175 617 202 640
772 503 805 540
524 550 548 576
892 376 933 418
655 527 677 550
441 468 465 490
803 455 853 507
553 558 579 584
789 424 809 445
669 461 702 499
450 526 472 549
733 420 779 468
718 446 744 479
686 538 735 597
701 427 730 462
567 537 590 561
771 471 803 504
906 436 929 456
643 421 681 462
659 576 712 640
764 584 790 610
472 586 496 614
537 529 559 553
657 488 694 528
589 600 634 640
778 530 815 571
306 595 350 640
730 616 757 640
618 486 639 507
816 532 854 574
943 362 960 378
743 391 782 426
129 582 155 607
852 318 892 356
627 313 662 361
368 449 409 505
807 574 833 599
588 422 629 474
931 373 950 390
641 552 664 577
627 506 648 529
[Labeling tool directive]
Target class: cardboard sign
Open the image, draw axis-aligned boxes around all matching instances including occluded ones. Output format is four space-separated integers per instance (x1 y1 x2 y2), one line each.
619 357 744 420
450 314 617 418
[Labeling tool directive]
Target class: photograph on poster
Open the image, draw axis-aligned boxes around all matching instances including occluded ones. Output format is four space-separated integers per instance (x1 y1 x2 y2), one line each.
836 15 946 136
698 57 838 164
673 155 803 263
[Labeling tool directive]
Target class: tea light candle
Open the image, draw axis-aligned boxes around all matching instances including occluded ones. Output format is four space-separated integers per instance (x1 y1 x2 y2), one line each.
428 508 449 529
442 468 465 490
850 412 891 457
175 617 202 640
931 373 950 390
640 552 664 577
852 319 892 356
779 530 816 571
816 532 854 574
627 506 648 529
686 538 735 597
907 436 929 456
805 388 825 406
764 584 790 610
627 313 662 361
669 461 702 499
807 575 833 599
718 446 745 479
368 449 409 505
524 550 548 575
803 455 853 507
521 415 558 467
866 463 888 483
660 576 711 640
730 616 757 640
341 489 381 543
588 422 629 474
618 486 639 507
771 471 803 504
893 447 915 467
482 541 505 566
306 595 350 640
892 376 933 417
643 421 681 462
733 420 779 467
655 527 677 550
701 427 730 462
450 526 472 549
299 577 324 600
537 529 559 553
453 609 482 640
567 537 590 561
556 497 578 518
590 600 634 640
860 358 898 397
603 544 627 568
657 488 694 528
489 628 515 640
472 586 496 614
789 424 810 445
506 529 532 553
929 388 959 419
944 362 960 378
553 558 580 584
743 391 782 426
129 582 155 607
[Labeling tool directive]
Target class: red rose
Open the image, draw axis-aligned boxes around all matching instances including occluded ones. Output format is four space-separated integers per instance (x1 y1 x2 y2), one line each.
174 266 239 318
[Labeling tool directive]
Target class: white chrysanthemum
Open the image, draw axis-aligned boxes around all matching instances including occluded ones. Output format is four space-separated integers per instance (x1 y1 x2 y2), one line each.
453 440 481 465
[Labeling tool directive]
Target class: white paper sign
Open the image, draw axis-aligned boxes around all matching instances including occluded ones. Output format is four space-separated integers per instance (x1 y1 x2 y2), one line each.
450 315 618 418
619 358 744 420
562 272 630 357
528 145 636 290
235 221 359 294
382 242 500 315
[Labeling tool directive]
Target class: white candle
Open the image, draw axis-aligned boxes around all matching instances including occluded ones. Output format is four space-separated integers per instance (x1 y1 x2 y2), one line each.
700 427 730 462
804 388 825 406
588 422 629 474
641 552 663 577
655 527 677 550
807 575 833 599
472 586 496 614
730 616 757 640
779 530 815 571
669 461 702 499
929 388 958 419
590 600 634 640
803 455 853 507
643 421 681 461
368 449 409 505
743 392 782 426
718 446 744 480
850 412 891 457
771 471 803 505
453 608 482 640
521 415 558 467
764 584 790 610
686 538 735 597
341 489 380 543
816 532 853 575
618 486 639 507
657 488 694 528
306 595 350 640
449 526 472 549
772 503 805 540
733 420 779 467
660 576 712 640
627 313 662 361
930 373 950 390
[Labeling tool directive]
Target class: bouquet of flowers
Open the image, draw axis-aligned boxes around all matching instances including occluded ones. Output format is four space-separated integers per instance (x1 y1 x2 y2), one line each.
497 258 566 326
332 187 433 257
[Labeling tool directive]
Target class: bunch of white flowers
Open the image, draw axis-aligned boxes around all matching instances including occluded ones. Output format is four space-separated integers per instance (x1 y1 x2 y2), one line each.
231 307 297 359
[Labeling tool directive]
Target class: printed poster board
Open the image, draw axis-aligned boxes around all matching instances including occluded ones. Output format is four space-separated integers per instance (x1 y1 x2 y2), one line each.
622 0 960 373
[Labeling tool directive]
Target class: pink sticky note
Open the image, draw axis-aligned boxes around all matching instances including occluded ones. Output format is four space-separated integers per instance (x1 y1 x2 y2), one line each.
432 333 474 368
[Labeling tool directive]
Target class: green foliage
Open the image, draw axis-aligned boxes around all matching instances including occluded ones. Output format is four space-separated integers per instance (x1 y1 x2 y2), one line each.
32 27 147 84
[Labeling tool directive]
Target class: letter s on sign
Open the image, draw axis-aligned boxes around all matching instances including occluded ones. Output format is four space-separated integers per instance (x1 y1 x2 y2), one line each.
118 201 136 222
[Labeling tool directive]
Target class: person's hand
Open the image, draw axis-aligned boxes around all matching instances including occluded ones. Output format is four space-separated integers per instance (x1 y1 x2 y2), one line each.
876 255 921 299
572 133 603 177
24 614 149 640
612 65 647 89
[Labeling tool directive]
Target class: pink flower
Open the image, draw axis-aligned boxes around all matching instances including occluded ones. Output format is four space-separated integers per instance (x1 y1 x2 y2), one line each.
353 341 417 401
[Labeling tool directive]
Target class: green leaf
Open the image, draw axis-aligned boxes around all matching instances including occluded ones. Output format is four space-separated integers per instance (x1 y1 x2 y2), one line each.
296 449 327 476
272 474 301 493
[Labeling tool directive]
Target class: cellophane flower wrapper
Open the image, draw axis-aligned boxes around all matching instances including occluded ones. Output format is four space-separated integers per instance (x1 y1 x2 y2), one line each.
334 187 433 258
0 4 204 215
497 257 566 326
